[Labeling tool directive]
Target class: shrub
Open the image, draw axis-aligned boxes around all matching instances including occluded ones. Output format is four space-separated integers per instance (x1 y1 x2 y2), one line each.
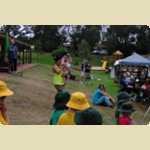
51 47 68 61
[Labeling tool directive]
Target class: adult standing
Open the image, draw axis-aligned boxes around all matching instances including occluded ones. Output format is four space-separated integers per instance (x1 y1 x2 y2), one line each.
8 37 18 73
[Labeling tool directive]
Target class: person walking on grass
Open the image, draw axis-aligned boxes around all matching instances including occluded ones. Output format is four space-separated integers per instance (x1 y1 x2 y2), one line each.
0 80 14 125
52 56 65 92
57 92 90 125
80 59 91 83
91 84 115 108
50 91 70 125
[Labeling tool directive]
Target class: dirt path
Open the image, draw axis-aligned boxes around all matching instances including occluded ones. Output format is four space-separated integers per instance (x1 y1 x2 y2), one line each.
6 65 56 125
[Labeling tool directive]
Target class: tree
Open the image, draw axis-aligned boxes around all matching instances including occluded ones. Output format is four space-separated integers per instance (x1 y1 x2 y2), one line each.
82 25 100 49
69 25 100 56
32 25 63 52
78 39 91 59
107 25 150 55
0 25 34 39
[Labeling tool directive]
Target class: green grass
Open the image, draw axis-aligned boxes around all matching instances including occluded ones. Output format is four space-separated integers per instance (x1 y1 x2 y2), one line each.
92 71 119 97
65 68 119 97
31 52 119 97
32 51 54 65
32 52 102 66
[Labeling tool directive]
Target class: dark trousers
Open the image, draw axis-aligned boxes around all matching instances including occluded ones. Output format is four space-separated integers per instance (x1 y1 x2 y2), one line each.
10 58 17 72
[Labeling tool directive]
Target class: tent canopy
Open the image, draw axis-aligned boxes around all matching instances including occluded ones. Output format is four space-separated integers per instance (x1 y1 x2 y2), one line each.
119 52 150 66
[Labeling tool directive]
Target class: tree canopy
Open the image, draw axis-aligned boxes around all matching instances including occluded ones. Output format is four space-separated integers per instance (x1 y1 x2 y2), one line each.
1 25 150 56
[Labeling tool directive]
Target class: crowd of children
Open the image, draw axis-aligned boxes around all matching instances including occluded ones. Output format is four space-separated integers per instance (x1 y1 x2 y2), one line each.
50 91 103 125
0 78 136 125
0 53 140 125
49 82 136 125
50 53 136 125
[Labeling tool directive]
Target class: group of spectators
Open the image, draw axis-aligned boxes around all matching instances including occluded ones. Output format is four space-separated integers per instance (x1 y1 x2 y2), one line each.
0 78 136 125
49 83 136 125
119 66 150 102
0 51 139 125
50 53 138 125
50 91 103 125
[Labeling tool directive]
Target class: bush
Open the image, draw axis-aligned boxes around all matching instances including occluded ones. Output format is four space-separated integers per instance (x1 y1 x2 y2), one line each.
73 57 82 66
51 47 68 61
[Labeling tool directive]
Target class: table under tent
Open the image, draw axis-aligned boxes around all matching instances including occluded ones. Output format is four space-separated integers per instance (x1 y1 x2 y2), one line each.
114 52 150 83
0 33 32 72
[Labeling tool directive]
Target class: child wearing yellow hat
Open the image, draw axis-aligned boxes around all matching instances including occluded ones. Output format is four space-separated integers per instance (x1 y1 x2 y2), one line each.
57 92 90 125
0 80 14 125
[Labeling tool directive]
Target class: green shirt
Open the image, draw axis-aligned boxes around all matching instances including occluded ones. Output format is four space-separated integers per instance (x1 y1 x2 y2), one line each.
50 110 65 125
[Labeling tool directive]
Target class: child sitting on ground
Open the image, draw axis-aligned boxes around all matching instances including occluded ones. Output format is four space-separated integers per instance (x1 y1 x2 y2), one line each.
75 107 103 125
117 103 135 125
91 84 115 108
0 80 14 125
115 90 131 120
57 92 90 125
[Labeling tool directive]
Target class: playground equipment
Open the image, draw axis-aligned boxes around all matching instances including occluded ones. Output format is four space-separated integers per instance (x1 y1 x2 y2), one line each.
101 60 108 69
0 32 32 72
91 60 108 71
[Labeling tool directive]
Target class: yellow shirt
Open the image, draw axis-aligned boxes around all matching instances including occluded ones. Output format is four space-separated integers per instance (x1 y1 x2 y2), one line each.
57 111 75 125
52 65 64 85
0 112 8 125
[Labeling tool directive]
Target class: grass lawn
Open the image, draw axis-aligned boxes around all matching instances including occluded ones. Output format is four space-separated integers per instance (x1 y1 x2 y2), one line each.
32 51 55 65
3 52 148 124
32 52 148 124
32 52 119 96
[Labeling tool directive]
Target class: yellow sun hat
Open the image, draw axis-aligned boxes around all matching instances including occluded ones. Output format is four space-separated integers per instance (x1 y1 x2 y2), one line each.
0 80 14 97
66 92 90 111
